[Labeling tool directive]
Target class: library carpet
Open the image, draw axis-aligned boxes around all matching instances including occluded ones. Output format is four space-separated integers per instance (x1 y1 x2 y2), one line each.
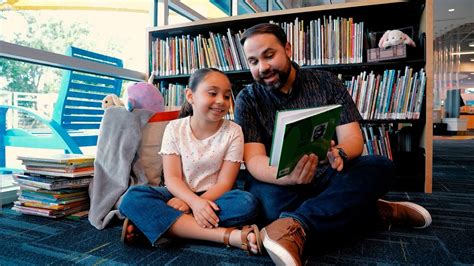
0 139 473 265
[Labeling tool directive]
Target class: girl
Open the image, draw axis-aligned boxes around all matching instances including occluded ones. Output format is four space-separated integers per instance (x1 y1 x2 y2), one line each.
119 68 262 254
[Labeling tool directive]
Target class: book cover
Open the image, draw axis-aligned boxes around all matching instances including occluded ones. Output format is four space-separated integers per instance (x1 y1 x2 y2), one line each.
270 104 342 178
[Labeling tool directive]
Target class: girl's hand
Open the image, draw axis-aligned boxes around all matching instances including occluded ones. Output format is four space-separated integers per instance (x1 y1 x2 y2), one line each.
326 140 344 172
190 198 220 228
167 197 191 213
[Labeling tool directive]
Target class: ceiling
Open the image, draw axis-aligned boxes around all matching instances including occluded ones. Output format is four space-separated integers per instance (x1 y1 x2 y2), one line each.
434 0 474 91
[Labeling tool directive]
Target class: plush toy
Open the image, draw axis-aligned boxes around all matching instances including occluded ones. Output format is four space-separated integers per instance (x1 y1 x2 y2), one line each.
125 82 165 113
378 29 416 49
101 94 124 109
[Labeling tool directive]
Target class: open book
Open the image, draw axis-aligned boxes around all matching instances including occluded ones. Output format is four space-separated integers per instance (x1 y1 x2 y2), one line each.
269 104 342 178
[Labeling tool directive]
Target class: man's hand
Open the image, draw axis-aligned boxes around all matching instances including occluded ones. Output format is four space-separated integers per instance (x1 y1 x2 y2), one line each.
190 198 220 228
167 197 191 213
282 153 318 185
326 140 344 172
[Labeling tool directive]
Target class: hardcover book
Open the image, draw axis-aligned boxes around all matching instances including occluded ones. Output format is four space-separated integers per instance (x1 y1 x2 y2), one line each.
269 104 342 178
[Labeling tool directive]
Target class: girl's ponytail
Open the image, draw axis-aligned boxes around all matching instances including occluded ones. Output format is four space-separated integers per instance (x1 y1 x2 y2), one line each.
179 101 193 118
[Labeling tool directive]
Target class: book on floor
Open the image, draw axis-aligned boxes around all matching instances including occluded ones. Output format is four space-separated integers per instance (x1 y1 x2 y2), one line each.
269 104 342 179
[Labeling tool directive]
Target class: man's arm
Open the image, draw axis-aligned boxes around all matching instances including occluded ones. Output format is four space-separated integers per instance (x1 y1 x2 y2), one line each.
244 142 318 185
334 121 364 159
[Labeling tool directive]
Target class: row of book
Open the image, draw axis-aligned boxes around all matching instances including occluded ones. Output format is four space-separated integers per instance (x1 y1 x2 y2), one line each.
343 67 426 120
12 154 94 219
150 16 364 77
273 16 364 66
160 83 187 108
151 29 248 76
361 124 393 160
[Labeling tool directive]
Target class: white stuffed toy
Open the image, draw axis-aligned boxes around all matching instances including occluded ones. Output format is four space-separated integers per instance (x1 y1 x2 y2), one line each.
378 30 416 49
101 94 124 109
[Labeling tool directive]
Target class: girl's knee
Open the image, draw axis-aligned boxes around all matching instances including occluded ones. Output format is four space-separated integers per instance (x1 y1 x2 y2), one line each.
226 190 259 215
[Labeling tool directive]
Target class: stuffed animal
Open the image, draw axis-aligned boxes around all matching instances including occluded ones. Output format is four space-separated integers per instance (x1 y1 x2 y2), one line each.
378 29 416 49
125 82 165 113
102 94 124 109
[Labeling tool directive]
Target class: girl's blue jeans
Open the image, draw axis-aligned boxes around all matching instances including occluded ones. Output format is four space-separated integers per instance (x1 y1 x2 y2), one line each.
119 186 259 246
244 155 395 240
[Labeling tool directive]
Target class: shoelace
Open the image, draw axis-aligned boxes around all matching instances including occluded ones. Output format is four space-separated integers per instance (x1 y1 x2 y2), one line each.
285 222 307 253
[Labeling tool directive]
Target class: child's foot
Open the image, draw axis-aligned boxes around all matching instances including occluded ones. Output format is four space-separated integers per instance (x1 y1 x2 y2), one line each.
224 225 263 255
121 218 147 245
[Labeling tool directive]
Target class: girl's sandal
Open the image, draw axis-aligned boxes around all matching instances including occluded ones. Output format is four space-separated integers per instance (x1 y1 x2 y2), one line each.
121 218 148 245
223 224 263 255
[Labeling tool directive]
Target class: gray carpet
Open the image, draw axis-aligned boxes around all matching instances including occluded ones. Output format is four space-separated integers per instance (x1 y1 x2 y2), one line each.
1 139 473 265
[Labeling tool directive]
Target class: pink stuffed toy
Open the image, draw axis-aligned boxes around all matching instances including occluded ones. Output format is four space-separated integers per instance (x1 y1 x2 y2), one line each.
378 30 416 49
126 82 165 113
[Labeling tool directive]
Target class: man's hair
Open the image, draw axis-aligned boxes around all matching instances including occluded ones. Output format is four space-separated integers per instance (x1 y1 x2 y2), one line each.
240 23 287 47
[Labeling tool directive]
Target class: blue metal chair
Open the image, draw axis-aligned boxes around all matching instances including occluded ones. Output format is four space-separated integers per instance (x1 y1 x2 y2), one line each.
0 46 123 167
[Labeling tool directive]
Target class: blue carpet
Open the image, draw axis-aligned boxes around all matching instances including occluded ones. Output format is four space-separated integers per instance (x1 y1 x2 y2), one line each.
1 139 473 265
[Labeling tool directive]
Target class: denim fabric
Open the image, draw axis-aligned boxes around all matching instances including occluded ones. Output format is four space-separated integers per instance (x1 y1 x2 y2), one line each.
119 186 259 246
245 155 394 239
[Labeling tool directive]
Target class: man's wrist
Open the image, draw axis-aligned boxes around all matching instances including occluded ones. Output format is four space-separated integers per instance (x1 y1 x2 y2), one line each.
336 147 349 162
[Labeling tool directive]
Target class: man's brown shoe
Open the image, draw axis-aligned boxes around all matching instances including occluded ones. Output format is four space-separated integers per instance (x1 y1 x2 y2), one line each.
261 217 306 266
377 199 432 229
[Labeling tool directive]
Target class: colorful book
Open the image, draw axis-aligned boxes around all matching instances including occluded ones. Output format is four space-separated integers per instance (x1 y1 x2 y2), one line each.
13 174 92 190
25 166 94 174
14 199 88 211
269 104 342 178
12 204 90 218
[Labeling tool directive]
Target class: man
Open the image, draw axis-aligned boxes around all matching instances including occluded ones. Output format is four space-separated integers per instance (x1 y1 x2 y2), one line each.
234 23 432 266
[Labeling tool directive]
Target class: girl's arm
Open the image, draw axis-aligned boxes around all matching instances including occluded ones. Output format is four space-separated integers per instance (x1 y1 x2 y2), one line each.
163 154 201 206
163 154 220 228
200 160 240 201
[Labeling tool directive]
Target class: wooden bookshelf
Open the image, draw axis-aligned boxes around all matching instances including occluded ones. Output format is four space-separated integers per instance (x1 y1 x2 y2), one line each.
146 0 433 192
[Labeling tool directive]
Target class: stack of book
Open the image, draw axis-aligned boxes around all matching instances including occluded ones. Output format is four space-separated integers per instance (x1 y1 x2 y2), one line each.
12 154 94 218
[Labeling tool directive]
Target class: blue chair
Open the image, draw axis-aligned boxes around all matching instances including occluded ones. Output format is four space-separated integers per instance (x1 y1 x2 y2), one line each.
0 46 123 167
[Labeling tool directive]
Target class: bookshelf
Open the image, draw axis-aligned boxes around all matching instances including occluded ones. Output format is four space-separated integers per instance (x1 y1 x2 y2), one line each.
147 0 433 192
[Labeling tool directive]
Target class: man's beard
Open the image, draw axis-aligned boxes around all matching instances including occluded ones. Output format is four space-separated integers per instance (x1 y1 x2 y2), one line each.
257 60 291 91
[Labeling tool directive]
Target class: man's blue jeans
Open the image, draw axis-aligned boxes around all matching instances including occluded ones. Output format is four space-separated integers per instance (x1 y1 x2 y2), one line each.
119 186 259 246
245 155 394 239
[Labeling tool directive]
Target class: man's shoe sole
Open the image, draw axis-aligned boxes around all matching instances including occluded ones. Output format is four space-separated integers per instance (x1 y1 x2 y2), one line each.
261 228 300 266
379 199 432 229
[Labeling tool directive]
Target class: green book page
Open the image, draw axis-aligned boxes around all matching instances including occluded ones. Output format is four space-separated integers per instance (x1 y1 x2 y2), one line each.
274 105 341 178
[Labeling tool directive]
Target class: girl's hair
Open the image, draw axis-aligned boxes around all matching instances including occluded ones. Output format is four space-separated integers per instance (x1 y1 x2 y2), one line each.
178 68 226 118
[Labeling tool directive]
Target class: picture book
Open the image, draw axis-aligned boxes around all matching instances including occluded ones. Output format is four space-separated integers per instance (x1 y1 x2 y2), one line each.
13 174 92 190
12 204 90 218
25 166 94 174
21 160 93 169
24 169 94 178
14 199 88 211
17 154 95 164
269 104 342 179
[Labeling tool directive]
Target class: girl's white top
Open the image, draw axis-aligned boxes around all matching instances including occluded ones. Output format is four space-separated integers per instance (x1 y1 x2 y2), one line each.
160 116 244 193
